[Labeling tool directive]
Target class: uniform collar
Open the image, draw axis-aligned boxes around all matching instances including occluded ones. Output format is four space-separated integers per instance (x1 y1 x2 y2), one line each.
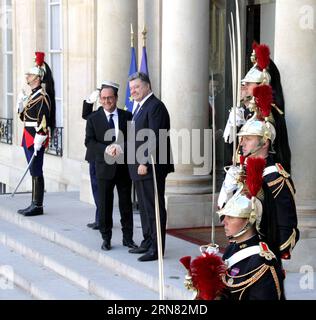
32 86 42 94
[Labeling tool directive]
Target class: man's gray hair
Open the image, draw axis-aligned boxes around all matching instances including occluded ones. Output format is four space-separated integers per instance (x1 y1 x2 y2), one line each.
128 72 151 87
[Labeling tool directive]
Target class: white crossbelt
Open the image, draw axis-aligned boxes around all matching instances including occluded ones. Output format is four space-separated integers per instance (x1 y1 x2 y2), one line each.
263 165 278 177
225 245 260 268
24 122 38 127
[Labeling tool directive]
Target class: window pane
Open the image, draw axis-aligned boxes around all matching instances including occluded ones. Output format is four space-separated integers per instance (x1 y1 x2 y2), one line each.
50 5 60 50
6 15 13 52
6 95 13 118
6 54 13 93
55 99 63 127
6 0 12 6
51 53 62 98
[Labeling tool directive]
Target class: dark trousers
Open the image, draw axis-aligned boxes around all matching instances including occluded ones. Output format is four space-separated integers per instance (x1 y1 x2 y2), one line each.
97 170 134 242
22 136 45 177
89 161 99 225
134 175 167 255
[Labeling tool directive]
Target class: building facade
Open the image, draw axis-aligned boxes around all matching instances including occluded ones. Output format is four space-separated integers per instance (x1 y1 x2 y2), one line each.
0 0 315 229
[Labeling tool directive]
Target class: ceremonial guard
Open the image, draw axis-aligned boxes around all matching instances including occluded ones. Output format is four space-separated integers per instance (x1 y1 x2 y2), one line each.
223 42 292 173
219 84 299 259
180 158 284 300
218 158 285 300
16 52 55 216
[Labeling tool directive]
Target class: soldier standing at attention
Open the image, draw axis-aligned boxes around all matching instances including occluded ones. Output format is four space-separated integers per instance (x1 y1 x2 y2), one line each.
16 52 55 216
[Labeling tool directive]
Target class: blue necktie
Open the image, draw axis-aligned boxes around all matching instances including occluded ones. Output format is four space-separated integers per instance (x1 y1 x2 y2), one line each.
108 114 115 142
132 103 141 121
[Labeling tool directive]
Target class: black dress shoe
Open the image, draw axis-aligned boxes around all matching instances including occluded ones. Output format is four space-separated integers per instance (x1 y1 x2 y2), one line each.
87 222 99 230
128 247 148 254
138 252 158 262
22 204 43 217
123 239 138 249
101 240 111 251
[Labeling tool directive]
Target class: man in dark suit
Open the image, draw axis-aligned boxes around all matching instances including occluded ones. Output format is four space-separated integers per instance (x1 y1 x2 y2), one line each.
85 81 138 251
127 72 174 262
82 89 102 230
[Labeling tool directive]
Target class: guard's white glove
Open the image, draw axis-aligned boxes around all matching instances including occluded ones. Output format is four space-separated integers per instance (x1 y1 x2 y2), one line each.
223 107 246 143
16 90 28 114
33 134 47 156
217 165 241 209
86 90 100 104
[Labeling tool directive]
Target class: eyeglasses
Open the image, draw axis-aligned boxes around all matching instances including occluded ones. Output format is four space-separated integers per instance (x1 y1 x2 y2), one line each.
100 96 115 101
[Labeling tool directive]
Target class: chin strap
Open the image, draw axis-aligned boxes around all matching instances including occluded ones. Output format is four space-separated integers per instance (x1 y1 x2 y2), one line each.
228 220 253 241
243 140 264 158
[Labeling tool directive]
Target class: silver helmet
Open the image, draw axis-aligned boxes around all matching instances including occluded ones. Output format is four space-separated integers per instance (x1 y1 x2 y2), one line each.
237 118 276 146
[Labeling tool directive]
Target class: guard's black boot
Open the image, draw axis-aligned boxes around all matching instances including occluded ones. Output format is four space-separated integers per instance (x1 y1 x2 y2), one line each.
17 204 33 215
23 176 44 217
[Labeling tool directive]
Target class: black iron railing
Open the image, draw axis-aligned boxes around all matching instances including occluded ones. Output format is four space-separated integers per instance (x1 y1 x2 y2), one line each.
0 118 13 145
46 127 63 157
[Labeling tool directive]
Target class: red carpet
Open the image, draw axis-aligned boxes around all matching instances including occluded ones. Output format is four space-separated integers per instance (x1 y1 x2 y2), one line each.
167 226 228 252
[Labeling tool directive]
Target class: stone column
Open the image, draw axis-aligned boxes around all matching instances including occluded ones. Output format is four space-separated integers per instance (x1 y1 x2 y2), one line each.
14 0 46 145
161 0 216 228
274 0 316 201
274 0 316 233
137 0 162 96
96 0 138 109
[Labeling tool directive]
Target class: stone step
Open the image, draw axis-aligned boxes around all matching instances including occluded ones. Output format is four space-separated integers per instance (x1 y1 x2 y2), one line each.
0 192 196 300
284 272 316 300
297 201 316 228
0 243 99 300
0 218 158 300
0 283 34 300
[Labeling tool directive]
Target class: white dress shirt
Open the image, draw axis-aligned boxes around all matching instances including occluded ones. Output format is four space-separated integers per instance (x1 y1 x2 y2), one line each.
103 108 119 141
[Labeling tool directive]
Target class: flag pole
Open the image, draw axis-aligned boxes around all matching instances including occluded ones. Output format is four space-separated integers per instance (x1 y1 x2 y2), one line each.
142 25 147 47
130 23 135 48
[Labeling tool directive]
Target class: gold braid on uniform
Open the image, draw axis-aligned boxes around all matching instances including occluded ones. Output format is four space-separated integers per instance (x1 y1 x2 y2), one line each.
280 228 297 254
222 263 281 300
271 103 284 115
267 165 295 199
23 93 49 134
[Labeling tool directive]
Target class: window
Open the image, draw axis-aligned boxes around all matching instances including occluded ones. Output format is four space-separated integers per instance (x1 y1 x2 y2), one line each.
2 0 13 118
48 0 63 127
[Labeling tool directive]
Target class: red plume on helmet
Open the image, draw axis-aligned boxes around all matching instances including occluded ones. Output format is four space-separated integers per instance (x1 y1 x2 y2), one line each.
190 253 226 300
179 256 192 271
245 157 266 198
180 253 226 300
254 44 270 71
253 85 273 119
35 52 45 67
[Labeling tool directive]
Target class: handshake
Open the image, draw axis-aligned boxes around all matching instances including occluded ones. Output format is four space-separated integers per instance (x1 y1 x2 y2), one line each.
105 144 123 158
86 89 100 104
